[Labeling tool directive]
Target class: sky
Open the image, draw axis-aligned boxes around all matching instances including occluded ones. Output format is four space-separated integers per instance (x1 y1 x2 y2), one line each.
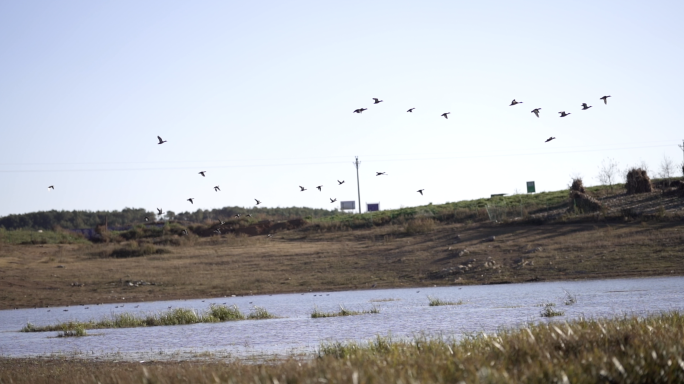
1 1 684 217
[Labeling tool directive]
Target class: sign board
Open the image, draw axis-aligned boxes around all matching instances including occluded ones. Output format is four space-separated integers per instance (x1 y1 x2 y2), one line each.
366 203 380 212
526 181 536 193
340 201 355 210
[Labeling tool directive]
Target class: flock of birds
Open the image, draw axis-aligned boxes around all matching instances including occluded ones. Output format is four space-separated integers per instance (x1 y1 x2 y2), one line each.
46 95 612 227
513 95 611 143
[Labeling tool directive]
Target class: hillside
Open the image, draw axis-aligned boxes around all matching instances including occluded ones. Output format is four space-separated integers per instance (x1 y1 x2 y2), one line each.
1 181 684 309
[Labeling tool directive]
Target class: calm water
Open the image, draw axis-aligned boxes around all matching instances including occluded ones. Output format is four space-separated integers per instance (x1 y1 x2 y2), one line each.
1 276 683 361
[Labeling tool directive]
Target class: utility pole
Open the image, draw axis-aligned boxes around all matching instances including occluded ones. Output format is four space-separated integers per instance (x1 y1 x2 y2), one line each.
679 140 684 176
354 156 361 214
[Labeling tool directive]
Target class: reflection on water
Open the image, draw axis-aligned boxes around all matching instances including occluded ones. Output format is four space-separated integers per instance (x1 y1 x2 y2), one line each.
1 276 683 360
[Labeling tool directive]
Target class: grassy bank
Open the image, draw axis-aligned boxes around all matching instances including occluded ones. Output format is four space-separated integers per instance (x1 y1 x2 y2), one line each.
2 311 684 383
21 305 275 332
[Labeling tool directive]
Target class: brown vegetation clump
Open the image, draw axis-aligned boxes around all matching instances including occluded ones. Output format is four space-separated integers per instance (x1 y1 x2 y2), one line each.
568 178 601 213
625 168 653 194
570 178 586 193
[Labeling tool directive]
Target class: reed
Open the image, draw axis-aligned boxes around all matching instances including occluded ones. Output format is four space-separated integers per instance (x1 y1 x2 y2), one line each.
311 305 379 318
20 304 273 332
540 303 565 317
427 296 463 306
56 324 87 337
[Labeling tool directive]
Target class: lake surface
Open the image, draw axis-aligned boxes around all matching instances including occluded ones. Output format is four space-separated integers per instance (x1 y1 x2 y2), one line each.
1 276 683 361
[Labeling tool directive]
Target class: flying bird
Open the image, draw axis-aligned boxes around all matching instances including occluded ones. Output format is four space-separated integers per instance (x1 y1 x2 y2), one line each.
181 230 188 236
255 199 261 205
376 172 387 176
157 208 163 215
144 216 149 222
214 186 220 192
157 136 167 144
558 111 571 117
531 108 541 118
600 95 611 104
246 214 252 218
316 185 323 191
214 228 221 235
417 189 424 195
198 171 206 177
372 98 383 104
441 112 450 119
581 103 592 110
330 198 337 203
218 219 225 225
510 99 523 106
545 137 556 143
407 108 415 113
337 180 345 185
353 108 367 114
48 185 54 190
187 198 194 204
299 186 307 191
234 214 240 218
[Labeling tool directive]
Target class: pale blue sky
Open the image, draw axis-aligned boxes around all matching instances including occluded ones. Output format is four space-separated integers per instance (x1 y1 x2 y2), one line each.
1 1 683 217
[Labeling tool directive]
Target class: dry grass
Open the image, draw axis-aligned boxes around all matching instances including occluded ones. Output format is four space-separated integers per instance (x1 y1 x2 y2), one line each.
2 215 684 309
2 311 684 383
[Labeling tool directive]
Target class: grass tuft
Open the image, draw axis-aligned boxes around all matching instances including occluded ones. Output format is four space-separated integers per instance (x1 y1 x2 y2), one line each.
311 305 380 318
19 304 274 332
428 296 463 306
540 303 565 317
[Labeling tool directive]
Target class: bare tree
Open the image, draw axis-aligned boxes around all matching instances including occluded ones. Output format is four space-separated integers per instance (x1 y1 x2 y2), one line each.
597 158 619 189
636 160 651 176
658 155 676 180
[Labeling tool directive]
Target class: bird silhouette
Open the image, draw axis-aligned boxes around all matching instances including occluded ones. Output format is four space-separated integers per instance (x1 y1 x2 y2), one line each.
531 108 541 118
48 185 54 190
187 198 194 204
353 108 367 114
246 214 252 217
267 234 273 238
376 172 387 176
198 171 206 177
441 112 450 119
181 230 188 236
214 186 220 191
372 98 383 104
144 216 149 222
157 208 163 215
559 111 571 117
214 228 221 235
218 219 225 225
316 185 323 191
255 199 261 205
330 198 337 203
157 136 167 144
510 99 523 106
234 214 240 218
600 95 611 104
581 103 592 110
545 137 556 143
407 108 415 113
337 180 345 185
417 189 424 195
299 186 307 191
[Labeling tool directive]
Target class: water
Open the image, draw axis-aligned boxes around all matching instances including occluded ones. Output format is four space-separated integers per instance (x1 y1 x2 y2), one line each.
1 276 683 361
